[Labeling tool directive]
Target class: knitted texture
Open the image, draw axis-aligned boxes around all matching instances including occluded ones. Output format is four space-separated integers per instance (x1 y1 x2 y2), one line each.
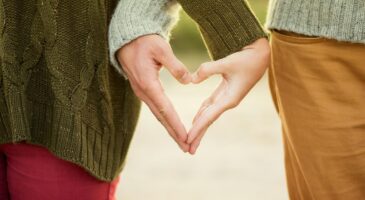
108 0 181 79
178 0 268 60
266 0 365 44
0 0 266 182
0 0 141 182
109 0 268 80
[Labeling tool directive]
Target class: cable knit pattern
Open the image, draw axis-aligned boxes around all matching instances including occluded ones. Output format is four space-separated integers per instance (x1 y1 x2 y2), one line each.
108 0 181 79
0 0 266 182
266 0 365 44
0 0 140 182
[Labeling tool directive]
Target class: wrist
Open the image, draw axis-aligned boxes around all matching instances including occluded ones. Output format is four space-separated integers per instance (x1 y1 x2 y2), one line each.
243 38 271 60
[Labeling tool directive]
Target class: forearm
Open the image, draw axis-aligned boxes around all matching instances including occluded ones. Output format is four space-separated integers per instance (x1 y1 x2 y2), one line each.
177 0 268 60
108 0 181 79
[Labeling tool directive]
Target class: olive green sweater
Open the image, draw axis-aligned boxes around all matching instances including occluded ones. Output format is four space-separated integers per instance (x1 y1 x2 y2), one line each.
0 0 265 182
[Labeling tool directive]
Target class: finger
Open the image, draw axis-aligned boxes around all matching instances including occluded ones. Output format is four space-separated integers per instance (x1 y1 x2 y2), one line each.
143 81 188 143
128 78 189 152
189 80 251 144
143 96 190 152
189 127 208 155
188 97 235 144
192 81 227 124
158 45 191 84
192 59 227 84
192 96 213 125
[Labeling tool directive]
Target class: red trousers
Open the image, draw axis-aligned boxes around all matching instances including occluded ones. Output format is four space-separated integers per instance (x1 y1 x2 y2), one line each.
0 141 120 200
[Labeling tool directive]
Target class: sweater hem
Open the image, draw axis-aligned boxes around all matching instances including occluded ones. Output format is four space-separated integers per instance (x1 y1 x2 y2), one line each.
0 96 136 182
266 25 365 45
265 0 365 45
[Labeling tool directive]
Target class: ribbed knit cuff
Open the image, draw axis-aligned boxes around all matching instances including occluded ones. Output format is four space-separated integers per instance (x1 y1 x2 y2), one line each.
265 0 365 45
108 0 181 80
177 0 268 60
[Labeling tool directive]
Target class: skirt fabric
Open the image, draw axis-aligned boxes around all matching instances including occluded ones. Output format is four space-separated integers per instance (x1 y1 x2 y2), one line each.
0 141 120 200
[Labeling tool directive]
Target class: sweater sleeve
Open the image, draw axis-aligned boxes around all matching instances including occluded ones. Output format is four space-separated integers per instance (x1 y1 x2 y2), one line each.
177 0 268 60
108 0 181 80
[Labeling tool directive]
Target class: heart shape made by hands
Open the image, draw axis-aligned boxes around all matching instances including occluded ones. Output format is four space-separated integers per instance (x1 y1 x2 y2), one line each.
158 70 213 150
118 35 270 155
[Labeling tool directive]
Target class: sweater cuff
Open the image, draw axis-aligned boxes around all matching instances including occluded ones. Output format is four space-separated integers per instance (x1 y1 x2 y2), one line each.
108 0 181 80
177 0 268 60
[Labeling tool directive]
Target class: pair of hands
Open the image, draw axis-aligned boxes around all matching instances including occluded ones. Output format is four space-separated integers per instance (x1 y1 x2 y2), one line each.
117 35 270 155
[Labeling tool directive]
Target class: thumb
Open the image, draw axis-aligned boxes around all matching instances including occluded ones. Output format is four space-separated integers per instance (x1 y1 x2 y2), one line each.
158 45 191 84
192 59 226 84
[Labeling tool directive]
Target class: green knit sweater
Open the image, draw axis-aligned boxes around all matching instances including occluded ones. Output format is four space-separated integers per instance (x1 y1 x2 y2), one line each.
266 0 365 44
0 0 266 182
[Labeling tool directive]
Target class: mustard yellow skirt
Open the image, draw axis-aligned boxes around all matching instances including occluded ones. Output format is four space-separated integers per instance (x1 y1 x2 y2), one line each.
269 30 365 200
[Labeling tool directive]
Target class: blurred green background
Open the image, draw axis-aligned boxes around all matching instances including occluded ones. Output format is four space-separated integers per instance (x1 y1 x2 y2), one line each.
117 1 288 200
170 0 269 70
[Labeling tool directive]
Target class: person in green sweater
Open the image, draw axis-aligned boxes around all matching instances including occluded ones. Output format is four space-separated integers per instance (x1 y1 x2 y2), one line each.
0 0 269 199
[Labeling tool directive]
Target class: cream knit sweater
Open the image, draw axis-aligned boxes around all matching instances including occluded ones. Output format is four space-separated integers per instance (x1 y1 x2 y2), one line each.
266 0 365 44
108 0 180 79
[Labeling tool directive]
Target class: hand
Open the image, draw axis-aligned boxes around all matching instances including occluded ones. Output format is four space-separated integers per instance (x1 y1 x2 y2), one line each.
117 34 192 152
187 38 271 154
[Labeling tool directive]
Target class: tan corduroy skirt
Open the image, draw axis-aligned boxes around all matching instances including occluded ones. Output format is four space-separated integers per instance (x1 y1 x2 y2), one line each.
269 30 365 200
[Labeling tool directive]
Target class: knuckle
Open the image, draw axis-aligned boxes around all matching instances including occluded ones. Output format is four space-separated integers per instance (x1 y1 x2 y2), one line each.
157 107 168 117
154 45 165 56
159 40 171 50
154 41 170 56
202 98 213 107
172 67 186 79
141 84 154 93
228 99 240 109
133 90 143 99
138 79 153 92
198 64 209 77
205 119 214 127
